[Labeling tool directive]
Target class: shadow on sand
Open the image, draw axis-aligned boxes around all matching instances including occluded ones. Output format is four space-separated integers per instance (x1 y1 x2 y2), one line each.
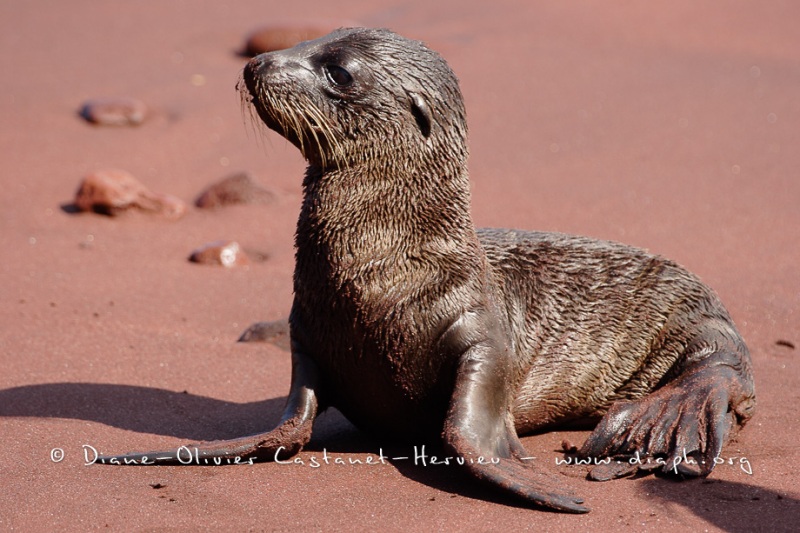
3 382 797 521
639 476 800 532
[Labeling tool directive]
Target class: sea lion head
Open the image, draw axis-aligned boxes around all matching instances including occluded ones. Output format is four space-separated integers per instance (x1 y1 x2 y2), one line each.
240 28 468 172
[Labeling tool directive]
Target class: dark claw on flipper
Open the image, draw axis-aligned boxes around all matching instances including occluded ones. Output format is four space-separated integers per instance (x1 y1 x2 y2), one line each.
579 360 753 481
467 455 590 513
447 429 589 513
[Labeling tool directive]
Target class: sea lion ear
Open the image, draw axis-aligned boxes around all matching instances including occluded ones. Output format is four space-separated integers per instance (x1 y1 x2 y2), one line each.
407 91 432 138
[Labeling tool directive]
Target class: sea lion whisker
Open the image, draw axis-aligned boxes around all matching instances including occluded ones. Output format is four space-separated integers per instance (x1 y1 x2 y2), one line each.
296 103 328 167
304 103 345 168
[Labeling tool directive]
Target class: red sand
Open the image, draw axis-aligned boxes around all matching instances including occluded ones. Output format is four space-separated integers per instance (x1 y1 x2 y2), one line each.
1 1 798 531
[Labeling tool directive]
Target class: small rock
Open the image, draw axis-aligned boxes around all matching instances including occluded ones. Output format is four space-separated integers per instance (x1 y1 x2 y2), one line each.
560 440 578 453
243 26 331 55
74 169 187 218
195 172 274 208
238 319 290 351
151 192 189 219
189 241 250 267
80 97 148 126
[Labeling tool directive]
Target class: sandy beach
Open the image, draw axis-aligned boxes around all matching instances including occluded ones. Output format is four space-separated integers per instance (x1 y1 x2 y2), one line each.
1 1 798 530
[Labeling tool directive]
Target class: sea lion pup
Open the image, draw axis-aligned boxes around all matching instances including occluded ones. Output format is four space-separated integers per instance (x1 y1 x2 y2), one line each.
105 28 755 513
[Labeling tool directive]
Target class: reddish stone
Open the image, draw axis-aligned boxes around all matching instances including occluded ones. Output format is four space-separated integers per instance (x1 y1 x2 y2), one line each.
80 97 148 126
189 241 251 267
195 172 275 208
74 169 187 218
150 192 188 219
243 26 331 55
238 319 291 351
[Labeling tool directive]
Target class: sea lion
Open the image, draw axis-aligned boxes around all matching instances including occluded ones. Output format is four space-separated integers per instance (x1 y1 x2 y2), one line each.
104 28 755 513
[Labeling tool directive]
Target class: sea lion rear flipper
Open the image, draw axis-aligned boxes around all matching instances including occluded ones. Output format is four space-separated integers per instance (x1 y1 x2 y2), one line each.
98 350 320 465
442 336 590 513
579 349 755 480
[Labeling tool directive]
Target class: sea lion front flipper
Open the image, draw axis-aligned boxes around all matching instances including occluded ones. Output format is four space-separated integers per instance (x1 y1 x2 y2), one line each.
442 324 589 513
98 350 320 465
579 349 755 480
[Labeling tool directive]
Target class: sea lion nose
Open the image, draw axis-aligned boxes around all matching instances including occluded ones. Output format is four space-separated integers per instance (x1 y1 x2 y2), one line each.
244 53 274 80
242 53 282 94
244 51 311 88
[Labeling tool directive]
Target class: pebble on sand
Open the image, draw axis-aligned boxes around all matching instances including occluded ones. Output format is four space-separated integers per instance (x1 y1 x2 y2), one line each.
74 169 187 218
79 97 148 126
238 319 291 351
243 26 332 55
189 241 251 267
195 172 275 208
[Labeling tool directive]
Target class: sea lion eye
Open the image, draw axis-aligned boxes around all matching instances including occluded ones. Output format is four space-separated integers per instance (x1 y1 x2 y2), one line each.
324 64 353 87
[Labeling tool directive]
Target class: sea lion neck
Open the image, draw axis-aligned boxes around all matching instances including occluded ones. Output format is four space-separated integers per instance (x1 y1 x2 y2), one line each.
297 162 478 266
